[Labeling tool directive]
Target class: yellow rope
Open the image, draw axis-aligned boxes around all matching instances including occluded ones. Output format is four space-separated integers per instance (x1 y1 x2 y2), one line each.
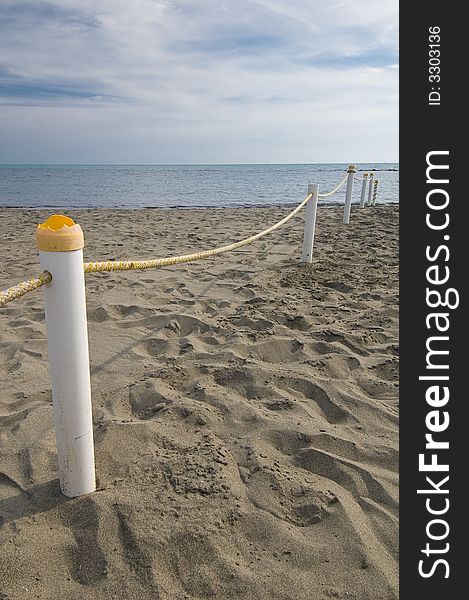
0 271 52 307
1 193 315 305
2 172 354 305
84 193 313 274
318 174 349 198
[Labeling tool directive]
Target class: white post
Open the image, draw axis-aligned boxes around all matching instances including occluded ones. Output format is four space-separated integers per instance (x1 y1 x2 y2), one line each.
343 164 356 224
36 215 95 498
372 180 379 206
301 183 319 263
359 173 368 208
367 172 375 206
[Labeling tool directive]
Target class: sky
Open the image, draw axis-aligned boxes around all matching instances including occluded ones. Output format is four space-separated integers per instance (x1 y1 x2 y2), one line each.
0 0 398 164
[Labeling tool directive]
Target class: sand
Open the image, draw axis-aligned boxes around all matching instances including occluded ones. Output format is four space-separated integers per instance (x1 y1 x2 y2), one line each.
0 204 399 600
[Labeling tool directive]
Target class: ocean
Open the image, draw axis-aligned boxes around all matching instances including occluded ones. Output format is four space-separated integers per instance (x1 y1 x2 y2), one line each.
0 163 398 209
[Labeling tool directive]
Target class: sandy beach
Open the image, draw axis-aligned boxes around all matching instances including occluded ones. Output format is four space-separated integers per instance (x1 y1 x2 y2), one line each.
0 204 398 600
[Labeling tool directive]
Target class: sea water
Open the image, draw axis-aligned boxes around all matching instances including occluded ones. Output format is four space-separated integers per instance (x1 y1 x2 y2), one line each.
0 163 398 209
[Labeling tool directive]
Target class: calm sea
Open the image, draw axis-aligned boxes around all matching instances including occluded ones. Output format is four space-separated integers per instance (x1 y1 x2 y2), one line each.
0 163 398 209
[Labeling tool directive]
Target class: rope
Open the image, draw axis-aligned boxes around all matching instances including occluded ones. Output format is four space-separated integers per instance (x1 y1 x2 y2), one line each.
0 271 52 307
84 192 313 274
1 170 356 304
318 174 349 198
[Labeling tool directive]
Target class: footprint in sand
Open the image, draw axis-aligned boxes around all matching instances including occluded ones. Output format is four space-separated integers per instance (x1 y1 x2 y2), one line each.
128 380 173 420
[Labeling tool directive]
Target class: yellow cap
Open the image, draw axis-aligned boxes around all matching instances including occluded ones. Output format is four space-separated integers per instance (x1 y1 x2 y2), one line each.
36 215 84 252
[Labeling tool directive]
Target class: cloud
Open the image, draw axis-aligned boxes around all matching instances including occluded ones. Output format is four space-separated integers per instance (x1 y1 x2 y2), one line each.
0 0 398 162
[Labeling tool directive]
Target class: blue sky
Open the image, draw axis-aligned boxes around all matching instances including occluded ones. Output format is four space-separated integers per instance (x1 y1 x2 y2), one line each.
0 1 398 163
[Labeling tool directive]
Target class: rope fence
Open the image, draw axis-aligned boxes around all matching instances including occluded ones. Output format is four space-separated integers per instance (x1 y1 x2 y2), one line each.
1 166 382 308
1 192 311 306
0 163 383 497
83 191 312 275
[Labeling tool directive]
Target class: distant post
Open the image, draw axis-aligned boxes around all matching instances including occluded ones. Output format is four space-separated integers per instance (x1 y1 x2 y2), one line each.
359 173 368 208
367 172 375 206
301 183 319 263
372 179 379 205
343 164 357 224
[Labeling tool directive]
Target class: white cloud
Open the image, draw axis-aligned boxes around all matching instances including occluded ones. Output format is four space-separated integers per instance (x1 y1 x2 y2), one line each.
0 0 398 162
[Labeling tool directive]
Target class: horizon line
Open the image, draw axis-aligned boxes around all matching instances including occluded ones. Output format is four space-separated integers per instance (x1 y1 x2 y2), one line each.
0 161 399 166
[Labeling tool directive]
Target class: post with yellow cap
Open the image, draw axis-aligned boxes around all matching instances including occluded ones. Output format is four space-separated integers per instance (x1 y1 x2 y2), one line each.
372 179 379 206
367 171 375 206
36 215 95 498
343 164 356 224
359 173 368 208
301 183 319 263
